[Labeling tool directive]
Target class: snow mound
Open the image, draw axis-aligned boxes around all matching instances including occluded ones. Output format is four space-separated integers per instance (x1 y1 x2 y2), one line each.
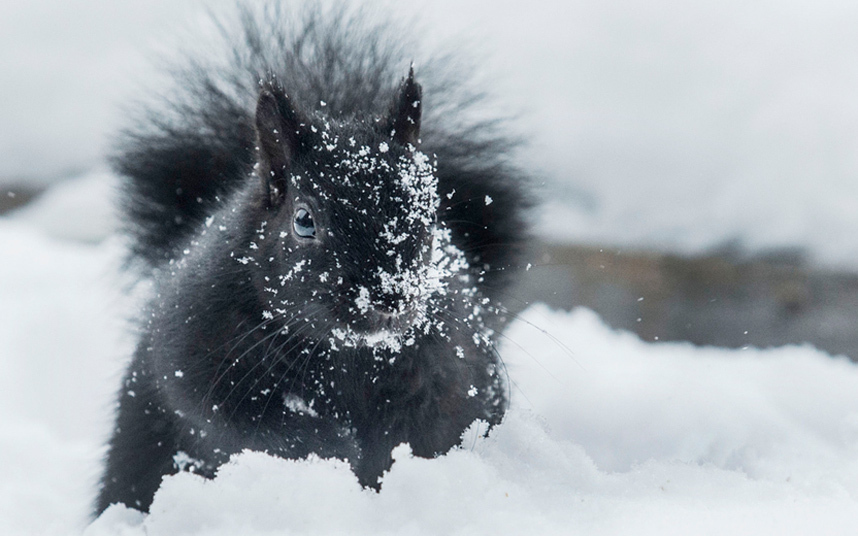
88 308 858 535
0 222 130 536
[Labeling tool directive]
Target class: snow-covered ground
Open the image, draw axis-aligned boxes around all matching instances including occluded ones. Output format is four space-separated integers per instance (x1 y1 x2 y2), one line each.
1 179 857 534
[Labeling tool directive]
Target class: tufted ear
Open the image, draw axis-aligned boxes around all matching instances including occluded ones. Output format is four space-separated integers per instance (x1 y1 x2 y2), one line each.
255 87 304 204
386 67 422 148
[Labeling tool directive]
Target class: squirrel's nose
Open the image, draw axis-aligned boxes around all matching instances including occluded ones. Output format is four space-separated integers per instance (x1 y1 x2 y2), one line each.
366 297 419 334
374 291 411 316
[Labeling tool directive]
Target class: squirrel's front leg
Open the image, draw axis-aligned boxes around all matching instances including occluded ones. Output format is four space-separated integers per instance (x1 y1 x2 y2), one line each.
96 354 181 515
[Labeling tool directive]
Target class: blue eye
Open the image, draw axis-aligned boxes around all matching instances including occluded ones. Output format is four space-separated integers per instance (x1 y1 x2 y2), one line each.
294 208 316 238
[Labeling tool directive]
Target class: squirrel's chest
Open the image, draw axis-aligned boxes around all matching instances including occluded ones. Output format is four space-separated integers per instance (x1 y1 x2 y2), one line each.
194 340 426 420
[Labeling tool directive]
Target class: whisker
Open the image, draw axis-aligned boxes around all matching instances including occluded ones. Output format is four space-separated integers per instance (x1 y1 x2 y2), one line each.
199 314 287 411
484 290 582 369
221 315 321 420
488 341 530 410
430 299 567 412
293 320 334 401
256 317 335 437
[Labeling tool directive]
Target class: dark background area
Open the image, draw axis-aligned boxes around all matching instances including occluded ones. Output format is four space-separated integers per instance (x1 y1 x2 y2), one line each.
514 243 858 361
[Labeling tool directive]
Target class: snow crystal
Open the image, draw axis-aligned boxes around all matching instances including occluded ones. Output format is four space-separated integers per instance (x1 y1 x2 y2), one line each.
283 394 319 417
355 286 371 314
172 451 203 473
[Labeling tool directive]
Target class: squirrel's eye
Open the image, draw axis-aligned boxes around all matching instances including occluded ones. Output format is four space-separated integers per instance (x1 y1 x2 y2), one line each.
294 208 316 238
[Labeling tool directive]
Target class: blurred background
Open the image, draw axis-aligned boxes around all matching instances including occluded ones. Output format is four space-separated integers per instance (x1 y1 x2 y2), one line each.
3 0 858 359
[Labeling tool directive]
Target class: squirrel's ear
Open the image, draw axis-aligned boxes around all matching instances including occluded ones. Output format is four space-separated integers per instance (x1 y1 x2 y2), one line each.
386 67 422 148
255 88 303 204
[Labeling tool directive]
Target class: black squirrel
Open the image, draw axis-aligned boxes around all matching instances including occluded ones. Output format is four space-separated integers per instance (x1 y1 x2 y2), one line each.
97 2 530 514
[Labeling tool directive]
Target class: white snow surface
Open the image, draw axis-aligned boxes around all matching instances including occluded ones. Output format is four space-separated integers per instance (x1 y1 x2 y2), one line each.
4 1 858 266
1 198 857 534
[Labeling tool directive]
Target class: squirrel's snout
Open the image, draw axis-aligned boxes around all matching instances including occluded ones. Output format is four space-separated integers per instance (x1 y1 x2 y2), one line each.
374 290 411 316
363 293 420 334
346 283 420 334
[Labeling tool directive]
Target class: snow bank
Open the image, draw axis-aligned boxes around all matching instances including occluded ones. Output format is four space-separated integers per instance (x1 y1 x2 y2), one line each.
0 221 130 536
2 165 858 536
79 307 858 535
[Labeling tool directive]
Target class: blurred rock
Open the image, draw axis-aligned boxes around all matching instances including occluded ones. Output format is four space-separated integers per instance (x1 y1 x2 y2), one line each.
514 244 858 361
0 183 46 214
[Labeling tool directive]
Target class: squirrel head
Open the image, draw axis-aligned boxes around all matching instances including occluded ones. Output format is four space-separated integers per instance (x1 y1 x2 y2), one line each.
247 70 476 353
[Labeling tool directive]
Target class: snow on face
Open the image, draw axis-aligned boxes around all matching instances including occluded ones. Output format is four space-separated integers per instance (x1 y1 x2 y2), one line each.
257 122 487 355
320 141 480 353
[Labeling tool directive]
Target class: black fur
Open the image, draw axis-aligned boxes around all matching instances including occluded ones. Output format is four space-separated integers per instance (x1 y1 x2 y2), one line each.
98 2 530 515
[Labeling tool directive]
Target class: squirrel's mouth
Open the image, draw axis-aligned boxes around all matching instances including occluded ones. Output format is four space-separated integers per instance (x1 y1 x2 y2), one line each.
361 327 407 350
329 324 412 353
328 305 423 353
